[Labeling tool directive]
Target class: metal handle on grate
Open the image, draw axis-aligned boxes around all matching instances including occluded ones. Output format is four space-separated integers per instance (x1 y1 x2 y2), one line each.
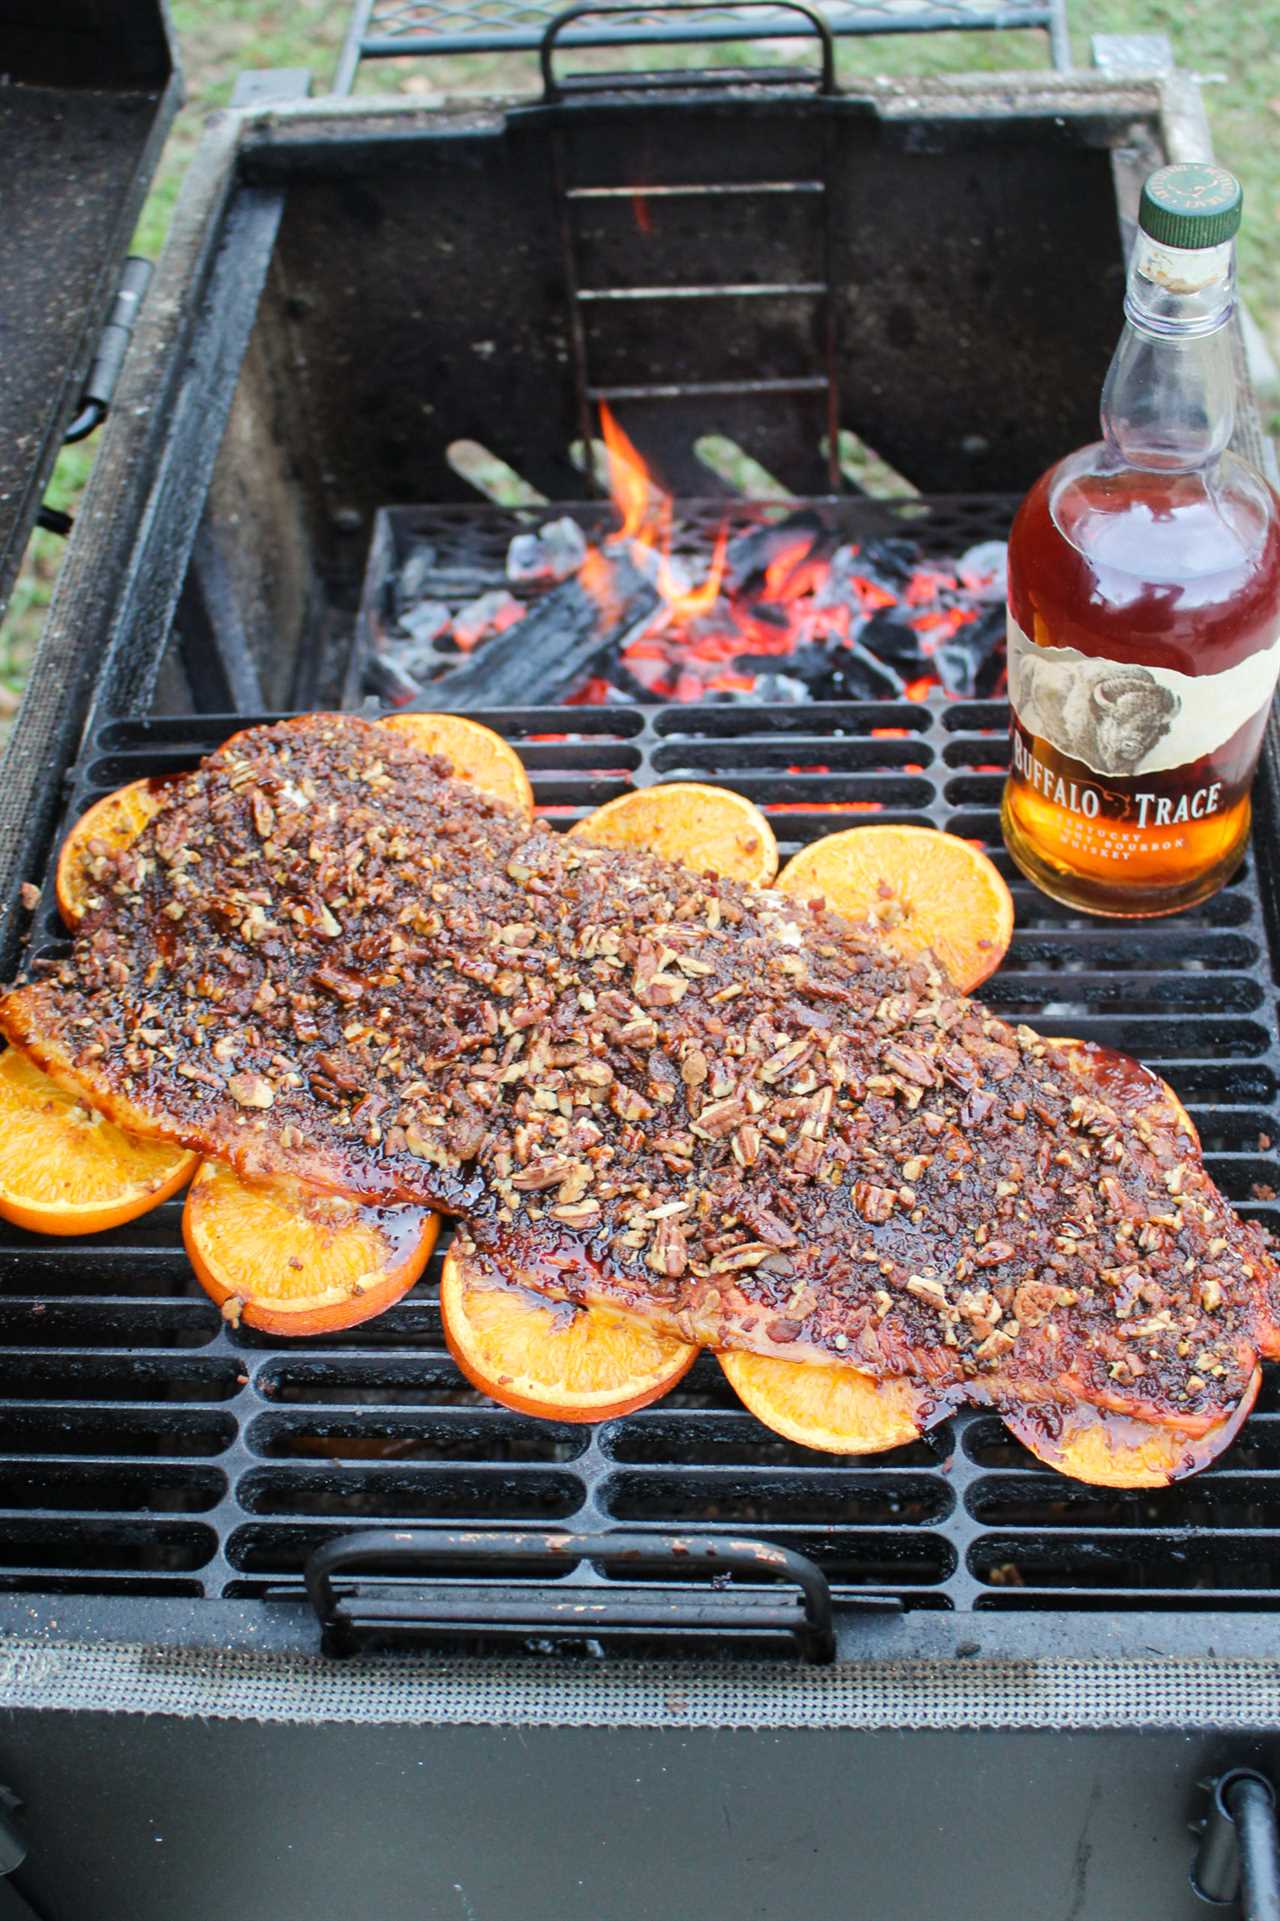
540 1 838 98
305 1525 870 1662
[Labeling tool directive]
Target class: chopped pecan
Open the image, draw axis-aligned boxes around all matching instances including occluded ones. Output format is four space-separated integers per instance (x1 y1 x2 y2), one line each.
227 1072 274 1109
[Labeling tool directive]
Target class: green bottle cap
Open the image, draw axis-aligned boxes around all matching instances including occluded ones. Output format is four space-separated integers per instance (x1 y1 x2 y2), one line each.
1138 163 1242 251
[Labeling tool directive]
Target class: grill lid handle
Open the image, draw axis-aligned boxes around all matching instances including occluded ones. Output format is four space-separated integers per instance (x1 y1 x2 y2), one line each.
305 1525 892 1663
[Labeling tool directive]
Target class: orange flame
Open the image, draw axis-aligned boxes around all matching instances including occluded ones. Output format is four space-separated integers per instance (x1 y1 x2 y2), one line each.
597 404 726 621
599 403 653 545
762 537 824 603
658 522 728 621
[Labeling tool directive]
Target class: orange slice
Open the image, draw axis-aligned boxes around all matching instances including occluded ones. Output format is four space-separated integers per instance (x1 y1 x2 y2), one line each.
568 783 778 885
183 1160 438 1336
0 1048 197 1235
380 712 534 818
55 778 167 928
777 823 1013 992
1048 1035 1198 1150
440 1245 698 1421
1001 1376 1258 1488
719 1348 927 1456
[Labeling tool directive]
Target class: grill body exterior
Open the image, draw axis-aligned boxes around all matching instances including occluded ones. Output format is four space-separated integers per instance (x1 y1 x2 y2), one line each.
1 64 1278 1921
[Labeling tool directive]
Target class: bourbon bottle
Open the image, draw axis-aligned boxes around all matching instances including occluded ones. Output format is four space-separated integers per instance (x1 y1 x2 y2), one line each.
1001 163 1280 916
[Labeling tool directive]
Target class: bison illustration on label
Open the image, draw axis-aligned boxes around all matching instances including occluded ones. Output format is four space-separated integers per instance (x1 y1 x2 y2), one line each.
1012 654 1180 777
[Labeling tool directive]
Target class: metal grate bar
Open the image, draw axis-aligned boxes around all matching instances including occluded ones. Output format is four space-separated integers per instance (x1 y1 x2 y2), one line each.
568 181 825 198
585 375 831 398
577 282 828 301
337 0 1071 73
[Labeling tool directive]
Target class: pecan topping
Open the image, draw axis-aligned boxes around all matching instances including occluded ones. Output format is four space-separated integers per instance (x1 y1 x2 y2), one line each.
227 1072 274 1109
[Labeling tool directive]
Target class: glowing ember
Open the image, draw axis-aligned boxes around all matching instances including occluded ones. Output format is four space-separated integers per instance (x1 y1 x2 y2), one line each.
564 407 1008 707
368 413 1008 709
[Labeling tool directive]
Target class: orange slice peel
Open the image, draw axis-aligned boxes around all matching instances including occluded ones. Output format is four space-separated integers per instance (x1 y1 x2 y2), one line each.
183 1160 438 1336
55 778 167 928
0 1048 197 1235
568 782 778 885
440 1244 698 1421
777 822 1013 992
719 1348 929 1456
380 712 534 818
1001 1374 1259 1488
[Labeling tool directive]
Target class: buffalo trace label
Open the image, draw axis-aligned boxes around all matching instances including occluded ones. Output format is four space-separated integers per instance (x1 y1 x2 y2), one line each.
1009 729 1224 825
1005 610 1280 784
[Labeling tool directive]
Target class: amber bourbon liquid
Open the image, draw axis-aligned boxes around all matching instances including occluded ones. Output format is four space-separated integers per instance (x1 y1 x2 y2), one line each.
1002 455 1280 916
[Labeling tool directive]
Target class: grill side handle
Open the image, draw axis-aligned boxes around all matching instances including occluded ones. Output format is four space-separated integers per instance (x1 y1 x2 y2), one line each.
1192 1771 1280 1918
304 1526 879 1663
539 0 838 97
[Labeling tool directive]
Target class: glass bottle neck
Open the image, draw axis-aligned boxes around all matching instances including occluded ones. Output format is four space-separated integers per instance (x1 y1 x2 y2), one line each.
1099 231 1237 474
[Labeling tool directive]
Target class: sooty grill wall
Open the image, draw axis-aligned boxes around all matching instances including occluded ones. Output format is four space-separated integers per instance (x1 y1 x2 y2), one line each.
154 70 1147 720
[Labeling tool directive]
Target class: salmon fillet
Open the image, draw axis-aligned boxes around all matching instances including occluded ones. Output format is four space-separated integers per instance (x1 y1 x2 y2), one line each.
2 713 1274 1435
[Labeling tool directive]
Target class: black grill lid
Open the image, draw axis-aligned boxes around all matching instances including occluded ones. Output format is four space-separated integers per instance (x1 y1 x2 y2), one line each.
0 0 179 624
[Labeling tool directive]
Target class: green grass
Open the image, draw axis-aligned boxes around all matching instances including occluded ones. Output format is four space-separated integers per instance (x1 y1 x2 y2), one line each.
3 0 1276 719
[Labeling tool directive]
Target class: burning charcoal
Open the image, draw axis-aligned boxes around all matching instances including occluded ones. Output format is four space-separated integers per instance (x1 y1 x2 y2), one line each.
957 539 1008 602
849 537 919 603
934 604 1006 698
395 542 439 616
745 671 811 705
857 607 930 673
452 590 526 653
724 510 827 595
365 652 424 706
739 641 901 703
626 543 694 599
506 516 588 584
433 549 659 710
812 544 859 610
397 599 451 646
383 639 448 684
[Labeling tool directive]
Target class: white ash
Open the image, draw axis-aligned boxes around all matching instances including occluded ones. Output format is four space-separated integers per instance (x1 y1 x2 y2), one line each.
506 516 588 584
957 540 1008 601
812 544 862 611
452 589 526 653
627 542 692 599
741 671 810 704
395 543 439 612
397 599 451 645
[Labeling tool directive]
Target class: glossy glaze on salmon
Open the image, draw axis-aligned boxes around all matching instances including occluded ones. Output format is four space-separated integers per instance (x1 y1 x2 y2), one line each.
2 714 1274 1434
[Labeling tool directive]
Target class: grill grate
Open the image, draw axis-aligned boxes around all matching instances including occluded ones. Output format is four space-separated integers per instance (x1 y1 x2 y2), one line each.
337 0 1070 71
7 697 1280 1642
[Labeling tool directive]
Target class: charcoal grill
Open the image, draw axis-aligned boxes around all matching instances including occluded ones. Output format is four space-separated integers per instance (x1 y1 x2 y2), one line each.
1 30 1279 1921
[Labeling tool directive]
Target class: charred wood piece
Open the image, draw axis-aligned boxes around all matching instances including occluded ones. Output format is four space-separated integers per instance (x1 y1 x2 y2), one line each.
414 549 659 710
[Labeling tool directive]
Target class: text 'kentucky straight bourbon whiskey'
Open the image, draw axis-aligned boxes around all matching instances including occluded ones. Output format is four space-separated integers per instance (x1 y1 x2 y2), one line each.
1001 163 1280 916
